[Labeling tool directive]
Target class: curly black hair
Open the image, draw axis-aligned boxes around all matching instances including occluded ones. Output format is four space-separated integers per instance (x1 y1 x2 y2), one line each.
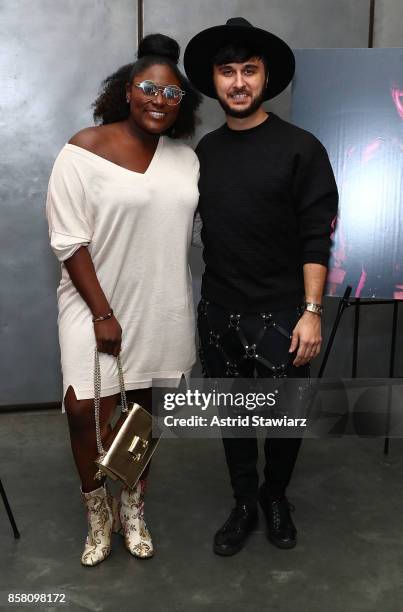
92 34 202 139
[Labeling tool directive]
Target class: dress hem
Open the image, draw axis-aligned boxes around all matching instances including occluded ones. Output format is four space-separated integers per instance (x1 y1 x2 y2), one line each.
61 367 193 413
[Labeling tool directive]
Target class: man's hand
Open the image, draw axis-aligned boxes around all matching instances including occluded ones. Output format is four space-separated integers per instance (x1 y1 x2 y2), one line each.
289 311 322 366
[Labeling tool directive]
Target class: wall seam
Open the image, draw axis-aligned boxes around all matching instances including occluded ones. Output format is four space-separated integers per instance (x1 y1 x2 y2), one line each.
368 0 376 48
137 0 144 44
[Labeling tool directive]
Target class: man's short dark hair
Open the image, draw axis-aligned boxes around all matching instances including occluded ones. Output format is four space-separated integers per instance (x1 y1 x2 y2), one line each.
212 42 268 76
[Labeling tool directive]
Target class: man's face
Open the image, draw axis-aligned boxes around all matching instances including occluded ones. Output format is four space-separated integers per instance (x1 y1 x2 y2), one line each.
212 57 267 118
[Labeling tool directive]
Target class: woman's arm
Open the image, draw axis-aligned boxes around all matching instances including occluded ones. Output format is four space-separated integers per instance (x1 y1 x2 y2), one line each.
64 246 122 356
46 133 122 357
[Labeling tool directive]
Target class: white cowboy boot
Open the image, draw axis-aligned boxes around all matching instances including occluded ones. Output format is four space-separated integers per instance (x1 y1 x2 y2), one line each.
119 479 153 558
80 482 120 566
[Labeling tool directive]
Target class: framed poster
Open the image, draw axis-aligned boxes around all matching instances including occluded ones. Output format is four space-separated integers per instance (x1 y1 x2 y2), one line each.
292 49 403 299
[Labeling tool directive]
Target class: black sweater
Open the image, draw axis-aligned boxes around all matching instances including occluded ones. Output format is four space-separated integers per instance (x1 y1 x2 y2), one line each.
195 113 339 312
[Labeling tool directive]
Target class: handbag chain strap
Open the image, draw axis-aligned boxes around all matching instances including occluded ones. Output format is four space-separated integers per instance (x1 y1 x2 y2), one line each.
94 347 128 461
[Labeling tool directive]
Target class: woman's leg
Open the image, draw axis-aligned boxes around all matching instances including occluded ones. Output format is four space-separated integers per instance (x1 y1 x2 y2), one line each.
64 386 121 566
114 387 154 558
109 388 152 432
117 387 152 418
64 385 118 492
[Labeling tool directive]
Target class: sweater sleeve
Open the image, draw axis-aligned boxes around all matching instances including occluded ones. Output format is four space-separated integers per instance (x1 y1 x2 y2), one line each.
293 139 339 267
45 150 93 262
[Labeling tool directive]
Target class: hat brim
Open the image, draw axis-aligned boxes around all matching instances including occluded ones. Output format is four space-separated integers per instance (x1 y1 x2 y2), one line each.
184 24 295 101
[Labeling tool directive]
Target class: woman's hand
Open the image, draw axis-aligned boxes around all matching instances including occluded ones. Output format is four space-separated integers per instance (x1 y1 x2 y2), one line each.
93 315 122 356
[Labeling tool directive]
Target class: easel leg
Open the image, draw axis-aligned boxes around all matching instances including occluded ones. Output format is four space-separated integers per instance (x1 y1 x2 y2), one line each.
352 298 361 378
318 286 352 379
384 300 399 456
0 479 20 539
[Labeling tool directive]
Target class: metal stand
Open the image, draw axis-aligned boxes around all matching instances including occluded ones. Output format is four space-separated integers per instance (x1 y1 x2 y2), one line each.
318 286 400 455
0 478 20 538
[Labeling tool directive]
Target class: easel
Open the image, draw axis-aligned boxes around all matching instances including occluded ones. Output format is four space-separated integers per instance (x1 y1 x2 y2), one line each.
0 478 20 538
317 286 400 455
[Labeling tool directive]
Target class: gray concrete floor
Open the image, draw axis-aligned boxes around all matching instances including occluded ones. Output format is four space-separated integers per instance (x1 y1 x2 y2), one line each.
1 410 403 612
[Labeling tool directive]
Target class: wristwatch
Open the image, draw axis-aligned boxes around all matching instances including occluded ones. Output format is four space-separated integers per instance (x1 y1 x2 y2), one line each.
304 302 323 316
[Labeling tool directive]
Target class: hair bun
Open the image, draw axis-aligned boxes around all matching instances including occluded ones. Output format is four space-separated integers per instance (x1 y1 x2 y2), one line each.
138 33 180 64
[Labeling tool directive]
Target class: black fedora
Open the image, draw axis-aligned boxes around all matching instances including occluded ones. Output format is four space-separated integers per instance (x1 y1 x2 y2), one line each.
184 17 295 101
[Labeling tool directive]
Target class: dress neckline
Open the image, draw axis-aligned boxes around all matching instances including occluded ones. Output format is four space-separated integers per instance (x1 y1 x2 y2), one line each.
64 136 164 176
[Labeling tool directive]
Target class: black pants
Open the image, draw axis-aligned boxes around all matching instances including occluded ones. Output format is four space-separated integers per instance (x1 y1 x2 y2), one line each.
197 298 309 506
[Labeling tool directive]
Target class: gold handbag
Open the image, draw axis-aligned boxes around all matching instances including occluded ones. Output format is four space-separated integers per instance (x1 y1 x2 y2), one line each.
93 348 160 489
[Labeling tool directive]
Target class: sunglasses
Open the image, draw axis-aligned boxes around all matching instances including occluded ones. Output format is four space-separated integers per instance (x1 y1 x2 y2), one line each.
134 80 186 106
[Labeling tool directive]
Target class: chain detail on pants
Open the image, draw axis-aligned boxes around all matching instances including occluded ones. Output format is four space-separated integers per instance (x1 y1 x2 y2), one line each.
197 298 309 504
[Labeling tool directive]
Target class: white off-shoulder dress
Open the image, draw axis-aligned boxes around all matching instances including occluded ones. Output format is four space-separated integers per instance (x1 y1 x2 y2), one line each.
46 137 199 412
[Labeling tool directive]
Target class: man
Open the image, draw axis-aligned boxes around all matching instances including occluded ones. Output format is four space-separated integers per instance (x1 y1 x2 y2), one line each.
184 18 338 556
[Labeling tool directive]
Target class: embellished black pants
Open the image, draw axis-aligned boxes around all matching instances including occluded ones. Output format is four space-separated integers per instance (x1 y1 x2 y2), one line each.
197 298 309 505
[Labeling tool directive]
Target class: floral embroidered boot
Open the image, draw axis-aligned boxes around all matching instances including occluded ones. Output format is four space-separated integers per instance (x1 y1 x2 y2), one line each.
119 479 153 558
80 482 120 566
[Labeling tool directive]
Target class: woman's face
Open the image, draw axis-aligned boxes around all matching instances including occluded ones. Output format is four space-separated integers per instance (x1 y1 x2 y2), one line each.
126 63 182 134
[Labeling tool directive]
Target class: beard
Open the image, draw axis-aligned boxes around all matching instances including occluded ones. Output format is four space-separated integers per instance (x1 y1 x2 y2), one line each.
216 87 265 118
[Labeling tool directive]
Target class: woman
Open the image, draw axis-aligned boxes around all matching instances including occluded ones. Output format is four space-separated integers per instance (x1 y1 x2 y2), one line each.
45 34 201 566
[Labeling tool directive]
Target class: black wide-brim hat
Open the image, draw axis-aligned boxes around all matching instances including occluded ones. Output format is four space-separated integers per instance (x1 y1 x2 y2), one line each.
184 17 295 101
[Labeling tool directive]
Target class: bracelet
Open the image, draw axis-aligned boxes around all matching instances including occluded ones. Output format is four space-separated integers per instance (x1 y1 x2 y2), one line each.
304 302 323 316
92 309 113 323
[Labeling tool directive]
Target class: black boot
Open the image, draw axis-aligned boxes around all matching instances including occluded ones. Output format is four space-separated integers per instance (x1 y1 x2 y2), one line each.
258 486 297 549
213 504 258 556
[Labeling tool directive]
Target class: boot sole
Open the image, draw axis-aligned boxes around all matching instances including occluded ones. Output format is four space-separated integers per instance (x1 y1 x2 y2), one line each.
213 542 244 556
267 533 297 549
126 549 154 559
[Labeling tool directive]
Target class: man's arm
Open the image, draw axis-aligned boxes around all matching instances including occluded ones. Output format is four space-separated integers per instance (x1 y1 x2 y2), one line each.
289 263 327 366
290 137 339 366
303 262 327 305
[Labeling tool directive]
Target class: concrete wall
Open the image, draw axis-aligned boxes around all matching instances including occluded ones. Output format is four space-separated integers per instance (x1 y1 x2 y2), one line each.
374 0 403 46
0 0 138 406
0 0 401 407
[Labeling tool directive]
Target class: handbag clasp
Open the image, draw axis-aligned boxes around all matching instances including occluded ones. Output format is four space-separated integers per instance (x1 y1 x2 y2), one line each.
128 436 149 461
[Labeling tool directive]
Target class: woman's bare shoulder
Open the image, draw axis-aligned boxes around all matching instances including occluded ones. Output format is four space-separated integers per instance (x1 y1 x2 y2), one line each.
68 125 116 153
